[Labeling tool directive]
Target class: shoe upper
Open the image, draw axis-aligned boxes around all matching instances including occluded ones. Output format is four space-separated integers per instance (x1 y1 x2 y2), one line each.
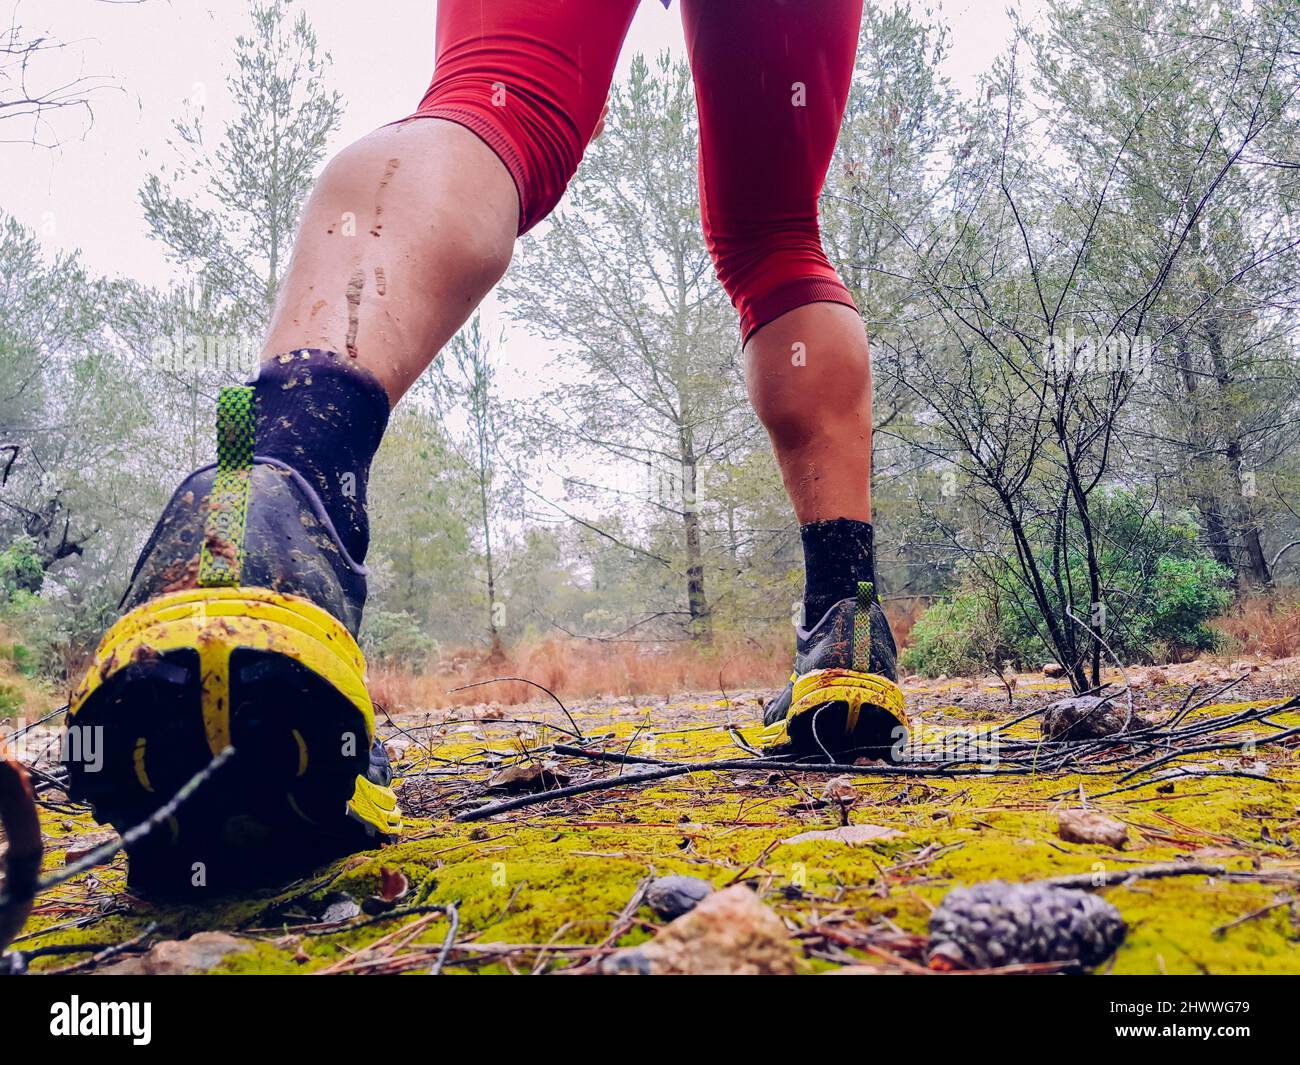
120 457 369 636
764 588 898 726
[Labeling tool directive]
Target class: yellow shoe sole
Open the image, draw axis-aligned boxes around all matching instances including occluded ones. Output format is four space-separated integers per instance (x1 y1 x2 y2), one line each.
65 587 400 888
757 668 909 757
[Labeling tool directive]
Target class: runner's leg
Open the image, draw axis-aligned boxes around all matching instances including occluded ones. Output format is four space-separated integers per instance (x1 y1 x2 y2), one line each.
262 0 640 403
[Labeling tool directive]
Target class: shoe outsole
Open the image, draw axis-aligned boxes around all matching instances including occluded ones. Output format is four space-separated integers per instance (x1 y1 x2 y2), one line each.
64 588 400 894
758 668 909 760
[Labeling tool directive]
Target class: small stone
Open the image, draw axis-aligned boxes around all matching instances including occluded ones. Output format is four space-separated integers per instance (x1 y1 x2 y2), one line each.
644 875 714 920
63 831 119 864
98 932 253 975
602 885 797 975
782 824 902 846
318 892 362 924
1057 809 1129 850
1041 695 1148 742
486 760 571 794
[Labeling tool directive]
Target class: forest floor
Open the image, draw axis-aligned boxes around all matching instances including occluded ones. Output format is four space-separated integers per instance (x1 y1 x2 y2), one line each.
7 657 1300 975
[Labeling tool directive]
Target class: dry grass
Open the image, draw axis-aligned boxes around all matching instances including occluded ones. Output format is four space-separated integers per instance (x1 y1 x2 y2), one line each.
1212 590 1300 659
368 631 789 712
881 596 927 651
368 601 926 712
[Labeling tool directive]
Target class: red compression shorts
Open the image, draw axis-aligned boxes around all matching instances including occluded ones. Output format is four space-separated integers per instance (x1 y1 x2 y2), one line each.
407 0 862 342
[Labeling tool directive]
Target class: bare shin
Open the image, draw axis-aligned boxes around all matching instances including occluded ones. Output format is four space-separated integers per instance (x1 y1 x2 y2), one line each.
745 302 873 524
261 119 520 404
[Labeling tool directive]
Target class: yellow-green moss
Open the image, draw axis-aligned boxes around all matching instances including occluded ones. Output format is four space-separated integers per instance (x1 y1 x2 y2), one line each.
14 692 1300 974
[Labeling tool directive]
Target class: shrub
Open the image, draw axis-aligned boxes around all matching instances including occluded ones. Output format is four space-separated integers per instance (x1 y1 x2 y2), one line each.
0 682 22 719
359 609 439 669
903 493 1233 677
0 589 118 681
1148 556 1233 653
1213 591 1300 658
0 536 44 598
901 585 1042 677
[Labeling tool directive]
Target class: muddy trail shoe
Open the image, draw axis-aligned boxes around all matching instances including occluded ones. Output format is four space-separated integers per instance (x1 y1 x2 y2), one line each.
63 386 400 894
759 581 908 760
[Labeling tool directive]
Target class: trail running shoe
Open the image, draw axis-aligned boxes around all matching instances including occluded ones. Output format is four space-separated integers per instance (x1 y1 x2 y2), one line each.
758 581 909 760
63 386 400 892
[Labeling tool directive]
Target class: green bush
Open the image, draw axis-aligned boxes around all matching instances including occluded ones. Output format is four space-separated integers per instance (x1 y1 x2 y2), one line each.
0 640 37 677
901 594 985 677
0 536 44 599
359 609 438 669
0 681 23 723
901 583 1045 677
902 492 1233 677
1149 556 1233 653
0 682 21 719
0 589 118 681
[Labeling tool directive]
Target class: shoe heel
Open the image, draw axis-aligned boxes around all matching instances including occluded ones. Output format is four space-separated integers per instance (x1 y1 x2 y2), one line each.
789 668 908 730
66 587 396 871
757 668 909 757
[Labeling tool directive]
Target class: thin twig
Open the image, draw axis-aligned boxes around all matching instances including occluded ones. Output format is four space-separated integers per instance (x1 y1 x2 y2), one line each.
1038 862 1228 890
428 901 460 975
449 677 585 740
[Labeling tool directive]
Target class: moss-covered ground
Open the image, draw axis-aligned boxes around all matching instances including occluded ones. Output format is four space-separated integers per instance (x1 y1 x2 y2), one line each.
10 664 1300 974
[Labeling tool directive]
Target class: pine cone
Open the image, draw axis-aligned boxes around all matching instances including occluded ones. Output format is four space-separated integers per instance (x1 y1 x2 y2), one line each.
927 880 1125 970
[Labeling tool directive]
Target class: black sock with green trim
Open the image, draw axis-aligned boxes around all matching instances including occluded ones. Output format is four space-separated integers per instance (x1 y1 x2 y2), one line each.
250 349 389 562
800 518 877 629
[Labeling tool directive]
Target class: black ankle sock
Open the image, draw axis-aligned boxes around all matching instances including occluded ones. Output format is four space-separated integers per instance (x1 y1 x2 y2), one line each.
250 349 389 561
800 518 877 628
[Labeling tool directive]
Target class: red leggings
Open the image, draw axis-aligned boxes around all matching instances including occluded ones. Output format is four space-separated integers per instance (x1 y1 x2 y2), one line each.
408 0 862 342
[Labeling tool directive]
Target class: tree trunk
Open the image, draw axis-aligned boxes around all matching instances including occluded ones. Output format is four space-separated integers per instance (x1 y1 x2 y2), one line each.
1205 324 1272 588
679 445 710 642
1192 494 1238 573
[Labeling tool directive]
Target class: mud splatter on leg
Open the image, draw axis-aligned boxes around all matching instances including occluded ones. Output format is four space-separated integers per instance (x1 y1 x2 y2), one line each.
371 158 398 237
345 269 365 359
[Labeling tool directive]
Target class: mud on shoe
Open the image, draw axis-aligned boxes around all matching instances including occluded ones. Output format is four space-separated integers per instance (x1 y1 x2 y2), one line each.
759 581 908 760
62 386 400 893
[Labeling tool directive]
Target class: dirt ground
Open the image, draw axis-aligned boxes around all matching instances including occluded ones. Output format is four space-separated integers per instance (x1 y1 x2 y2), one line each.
8 657 1300 974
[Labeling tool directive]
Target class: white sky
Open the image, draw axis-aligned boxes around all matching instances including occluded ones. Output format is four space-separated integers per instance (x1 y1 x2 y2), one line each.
3 0 1038 521
3 0 1040 523
5 0 1035 293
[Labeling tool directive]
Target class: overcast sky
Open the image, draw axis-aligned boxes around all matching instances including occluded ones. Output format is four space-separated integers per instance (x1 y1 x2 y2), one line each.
2 0 1040 525
5 0 1035 288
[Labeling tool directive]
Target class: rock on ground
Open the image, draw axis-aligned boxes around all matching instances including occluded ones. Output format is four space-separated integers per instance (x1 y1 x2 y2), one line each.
1041 695 1148 741
603 885 797 975
1057 809 1129 850
98 932 253 975
644 875 714 921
